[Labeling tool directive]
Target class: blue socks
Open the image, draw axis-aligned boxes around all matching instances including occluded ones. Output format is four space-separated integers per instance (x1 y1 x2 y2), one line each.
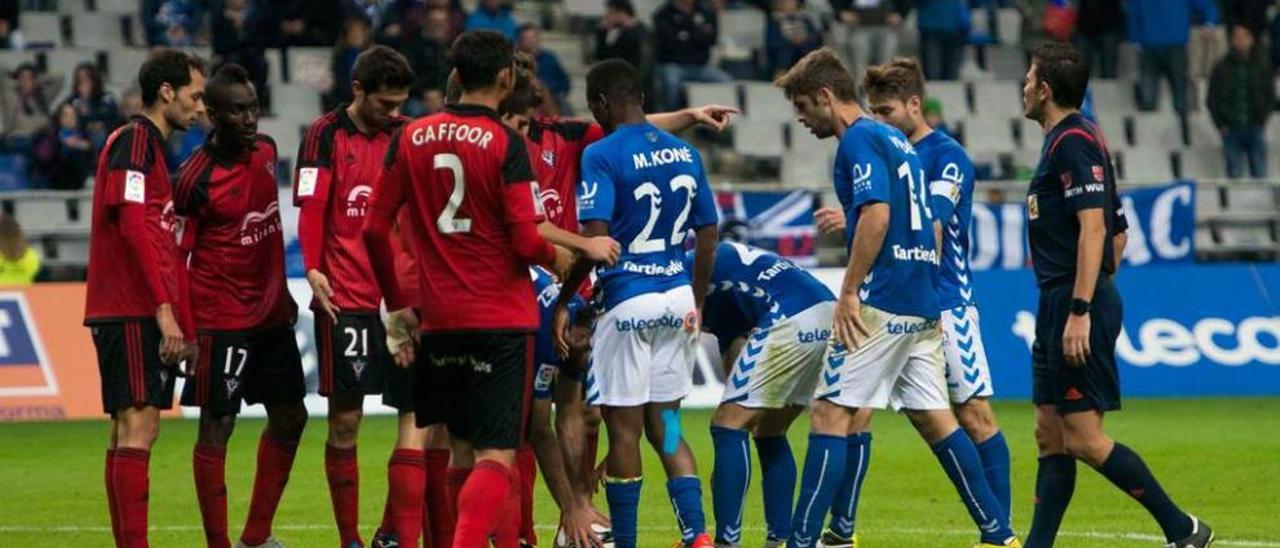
931 428 1014 544
827 432 872 539
976 431 1012 523
1027 454 1076 548
787 433 847 547
605 477 642 548
667 475 706 544
1096 443 1193 542
711 426 751 545
755 435 796 543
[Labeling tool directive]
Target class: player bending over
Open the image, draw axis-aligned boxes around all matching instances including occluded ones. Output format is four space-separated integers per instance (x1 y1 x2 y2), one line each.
175 64 307 548
553 59 720 548
691 238 835 548
363 30 574 548
85 48 204 548
775 49 1019 548
1021 43 1211 548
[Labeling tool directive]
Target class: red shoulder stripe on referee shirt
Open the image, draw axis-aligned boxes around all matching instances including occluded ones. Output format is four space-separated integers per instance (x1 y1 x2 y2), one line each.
1048 127 1112 163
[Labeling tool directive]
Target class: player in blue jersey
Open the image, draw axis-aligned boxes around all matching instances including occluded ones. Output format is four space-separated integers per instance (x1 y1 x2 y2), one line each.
552 59 720 548
689 238 836 547
859 57 1013 523
774 49 1019 548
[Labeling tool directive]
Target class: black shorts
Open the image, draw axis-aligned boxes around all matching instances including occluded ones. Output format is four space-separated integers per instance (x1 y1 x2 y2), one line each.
91 320 177 415
416 331 534 450
180 325 305 417
316 313 400 403
1032 277 1124 414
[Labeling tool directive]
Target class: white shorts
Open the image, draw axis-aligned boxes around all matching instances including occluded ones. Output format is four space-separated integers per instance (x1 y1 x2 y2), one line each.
721 301 835 409
941 305 995 403
587 286 697 407
814 305 949 411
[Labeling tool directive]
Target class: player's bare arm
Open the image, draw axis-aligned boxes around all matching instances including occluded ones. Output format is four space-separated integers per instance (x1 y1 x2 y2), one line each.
1112 230 1128 274
553 220 608 358
689 224 719 331
1065 207 1105 368
530 393 603 547
835 202 888 349
538 221 621 266
647 104 740 133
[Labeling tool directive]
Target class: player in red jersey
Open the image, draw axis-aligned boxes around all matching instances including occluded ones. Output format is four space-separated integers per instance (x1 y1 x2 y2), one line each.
84 48 204 548
293 46 423 547
363 30 576 548
173 64 307 548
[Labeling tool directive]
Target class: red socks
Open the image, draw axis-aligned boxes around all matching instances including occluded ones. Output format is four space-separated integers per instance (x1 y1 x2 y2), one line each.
111 447 151 548
325 444 362 547
194 444 231 548
387 449 426 545
446 466 471 515
452 461 512 548
492 463 523 548
241 433 298 545
516 446 537 545
424 449 454 548
104 449 122 547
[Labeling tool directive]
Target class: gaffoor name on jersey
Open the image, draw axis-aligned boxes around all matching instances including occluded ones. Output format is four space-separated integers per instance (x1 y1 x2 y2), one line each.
632 146 694 170
411 122 495 149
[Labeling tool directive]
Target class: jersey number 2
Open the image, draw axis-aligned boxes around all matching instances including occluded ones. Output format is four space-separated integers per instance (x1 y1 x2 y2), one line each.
630 175 696 254
434 153 472 234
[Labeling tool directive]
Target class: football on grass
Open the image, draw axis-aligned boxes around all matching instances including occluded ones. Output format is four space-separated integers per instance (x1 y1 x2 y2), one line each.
553 522 615 548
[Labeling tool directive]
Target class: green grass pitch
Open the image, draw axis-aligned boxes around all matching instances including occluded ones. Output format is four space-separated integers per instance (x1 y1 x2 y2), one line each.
1 399 1277 547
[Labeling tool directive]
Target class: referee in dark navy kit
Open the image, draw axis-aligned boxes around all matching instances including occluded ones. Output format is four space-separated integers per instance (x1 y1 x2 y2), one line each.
1019 43 1214 548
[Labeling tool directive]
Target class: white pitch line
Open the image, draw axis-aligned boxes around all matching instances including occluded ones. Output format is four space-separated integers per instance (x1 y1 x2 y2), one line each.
0 523 1275 546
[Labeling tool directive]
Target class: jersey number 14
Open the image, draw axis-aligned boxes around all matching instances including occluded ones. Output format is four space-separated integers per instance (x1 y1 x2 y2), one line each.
897 161 932 231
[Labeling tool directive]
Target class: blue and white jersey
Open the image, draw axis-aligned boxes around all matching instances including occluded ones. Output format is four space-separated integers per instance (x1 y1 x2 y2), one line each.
532 266 585 369
915 130 977 310
684 242 836 348
833 117 940 319
578 122 719 311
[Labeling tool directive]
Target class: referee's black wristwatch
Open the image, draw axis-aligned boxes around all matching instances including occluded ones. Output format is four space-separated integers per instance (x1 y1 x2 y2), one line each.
1070 298 1091 316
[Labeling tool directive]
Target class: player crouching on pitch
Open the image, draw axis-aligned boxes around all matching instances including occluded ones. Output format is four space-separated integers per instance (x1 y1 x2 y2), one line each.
690 236 837 548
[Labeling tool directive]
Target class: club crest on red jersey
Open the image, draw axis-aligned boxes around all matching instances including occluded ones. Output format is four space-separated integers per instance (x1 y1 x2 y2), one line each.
346 185 372 218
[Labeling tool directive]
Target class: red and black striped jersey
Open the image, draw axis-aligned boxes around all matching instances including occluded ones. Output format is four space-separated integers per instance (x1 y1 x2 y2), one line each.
293 106 408 312
174 135 297 331
84 116 190 332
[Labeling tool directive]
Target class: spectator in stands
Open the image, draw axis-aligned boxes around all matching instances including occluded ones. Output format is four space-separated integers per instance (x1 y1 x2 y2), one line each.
1221 0 1270 38
922 96 952 138
428 0 467 41
0 215 39 286
1075 0 1124 79
0 63 61 155
653 0 730 110
143 0 205 47
342 0 398 38
597 0 647 69
518 24 572 114
1014 0 1053 62
0 0 18 50
465 0 517 39
766 0 823 78
268 0 345 47
400 7 452 116
1127 0 1218 114
1188 3 1226 82
211 0 272 110
51 103 92 190
1208 24 1275 179
64 63 122 156
328 16 373 110
828 0 905 81
913 0 968 80
119 87 143 120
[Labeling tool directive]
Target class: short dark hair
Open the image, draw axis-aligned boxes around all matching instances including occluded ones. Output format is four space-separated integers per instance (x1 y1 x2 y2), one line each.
206 63 252 109
774 48 857 102
138 48 206 107
606 0 635 16
586 59 643 105
449 31 514 92
517 23 538 37
352 45 415 94
860 57 924 103
1031 42 1088 109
